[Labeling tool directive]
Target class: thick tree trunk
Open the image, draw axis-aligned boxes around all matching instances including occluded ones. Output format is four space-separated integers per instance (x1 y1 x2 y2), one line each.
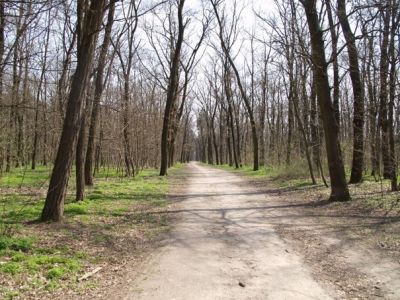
41 0 105 222
85 0 115 186
378 6 391 179
302 0 350 201
160 0 185 176
337 0 365 184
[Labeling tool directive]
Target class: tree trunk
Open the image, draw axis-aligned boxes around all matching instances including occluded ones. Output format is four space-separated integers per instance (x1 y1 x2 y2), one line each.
212 121 219 165
302 0 350 201
85 0 115 185
365 33 380 178
76 112 86 201
292 78 316 185
388 2 399 191
123 78 134 177
160 0 185 176
41 0 106 222
325 0 340 125
378 5 391 179
224 71 239 169
337 0 365 184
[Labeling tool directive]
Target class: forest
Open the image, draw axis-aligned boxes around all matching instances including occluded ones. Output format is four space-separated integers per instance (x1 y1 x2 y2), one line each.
0 0 400 299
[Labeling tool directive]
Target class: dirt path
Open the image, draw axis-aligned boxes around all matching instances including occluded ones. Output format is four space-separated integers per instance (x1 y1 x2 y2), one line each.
122 162 339 299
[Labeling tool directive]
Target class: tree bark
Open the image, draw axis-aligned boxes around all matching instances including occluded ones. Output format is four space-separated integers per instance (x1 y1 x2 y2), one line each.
325 0 340 125
301 0 350 201
337 0 365 184
160 0 185 176
76 112 86 201
378 4 391 179
41 0 106 222
85 0 115 185
388 1 399 191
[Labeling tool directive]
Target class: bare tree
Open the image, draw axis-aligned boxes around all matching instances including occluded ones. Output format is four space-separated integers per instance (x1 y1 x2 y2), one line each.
85 0 116 185
300 0 350 201
41 0 106 221
160 0 186 176
211 0 259 171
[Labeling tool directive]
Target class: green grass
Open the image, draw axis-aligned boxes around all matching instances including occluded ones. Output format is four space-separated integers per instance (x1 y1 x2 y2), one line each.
211 161 398 187
0 166 173 223
0 163 184 298
211 161 317 188
0 240 83 292
208 161 400 212
208 161 400 214
0 165 51 188
0 236 33 252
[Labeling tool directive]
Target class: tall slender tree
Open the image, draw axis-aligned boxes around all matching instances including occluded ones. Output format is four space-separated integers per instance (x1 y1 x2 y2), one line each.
41 0 106 221
337 0 365 184
211 0 259 171
85 0 116 185
300 0 350 201
160 0 186 176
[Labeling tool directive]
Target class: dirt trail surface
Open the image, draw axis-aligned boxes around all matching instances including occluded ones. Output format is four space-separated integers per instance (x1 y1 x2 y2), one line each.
123 163 334 299
118 162 400 300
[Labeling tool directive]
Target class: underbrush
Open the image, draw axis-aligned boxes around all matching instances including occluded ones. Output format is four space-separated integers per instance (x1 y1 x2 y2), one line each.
0 164 182 299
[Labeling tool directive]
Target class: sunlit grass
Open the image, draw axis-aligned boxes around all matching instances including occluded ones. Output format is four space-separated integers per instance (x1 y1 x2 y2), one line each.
0 163 184 298
207 161 400 212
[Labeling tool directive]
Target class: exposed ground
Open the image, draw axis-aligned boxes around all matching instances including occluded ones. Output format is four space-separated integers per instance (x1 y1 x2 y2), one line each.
119 162 400 300
2 163 400 299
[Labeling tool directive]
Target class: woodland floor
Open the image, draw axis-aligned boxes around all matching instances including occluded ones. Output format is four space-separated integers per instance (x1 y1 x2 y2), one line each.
1 162 400 299
0 166 181 299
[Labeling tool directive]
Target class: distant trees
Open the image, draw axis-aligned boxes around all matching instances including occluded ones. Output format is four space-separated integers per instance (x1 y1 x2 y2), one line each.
211 0 259 171
158 0 209 176
196 0 400 197
2 0 400 221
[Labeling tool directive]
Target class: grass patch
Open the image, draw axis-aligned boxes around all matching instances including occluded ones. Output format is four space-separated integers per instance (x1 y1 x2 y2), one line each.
0 166 51 188
208 162 400 213
0 163 184 298
211 161 315 187
0 236 33 252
